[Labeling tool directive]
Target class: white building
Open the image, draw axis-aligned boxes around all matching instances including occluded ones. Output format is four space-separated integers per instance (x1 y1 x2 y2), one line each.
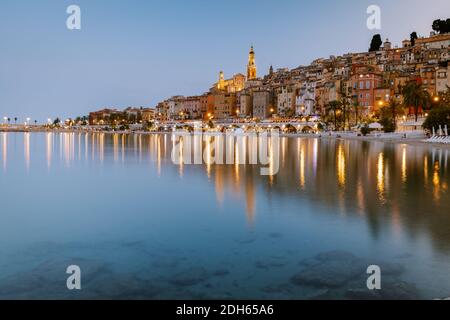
295 82 316 116
277 87 295 117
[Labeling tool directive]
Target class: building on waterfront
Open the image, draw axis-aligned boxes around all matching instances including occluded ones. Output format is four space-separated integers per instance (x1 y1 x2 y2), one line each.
295 82 316 116
167 96 186 120
88 28 450 124
156 101 169 121
252 89 273 120
89 108 121 125
350 65 383 115
142 108 155 122
239 91 253 117
277 86 295 117
213 91 237 119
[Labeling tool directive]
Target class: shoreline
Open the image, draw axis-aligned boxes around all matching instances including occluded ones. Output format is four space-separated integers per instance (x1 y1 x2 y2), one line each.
1 127 449 150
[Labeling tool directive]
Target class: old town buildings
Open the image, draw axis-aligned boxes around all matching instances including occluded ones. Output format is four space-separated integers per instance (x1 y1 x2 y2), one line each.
90 30 450 124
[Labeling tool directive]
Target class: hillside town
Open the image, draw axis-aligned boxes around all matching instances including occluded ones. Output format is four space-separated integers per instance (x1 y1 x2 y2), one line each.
71 22 450 133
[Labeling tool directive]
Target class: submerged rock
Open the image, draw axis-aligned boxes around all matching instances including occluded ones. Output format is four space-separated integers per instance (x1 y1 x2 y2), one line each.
88 273 160 299
169 267 210 287
345 281 419 300
0 257 110 299
292 251 367 288
212 269 230 277
292 251 407 290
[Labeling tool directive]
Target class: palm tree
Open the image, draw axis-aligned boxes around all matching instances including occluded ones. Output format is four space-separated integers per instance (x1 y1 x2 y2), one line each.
402 81 431 122
352 101 360 126
339 92 352 130
14 117 17 124
388 97 402 128
326 100 342 130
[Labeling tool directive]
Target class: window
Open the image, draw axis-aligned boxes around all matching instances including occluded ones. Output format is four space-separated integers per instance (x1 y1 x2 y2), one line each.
359 82 364 89
366 81 371 89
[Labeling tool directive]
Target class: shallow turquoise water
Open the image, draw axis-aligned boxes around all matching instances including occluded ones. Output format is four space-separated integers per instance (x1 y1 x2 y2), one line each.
0 132 449 299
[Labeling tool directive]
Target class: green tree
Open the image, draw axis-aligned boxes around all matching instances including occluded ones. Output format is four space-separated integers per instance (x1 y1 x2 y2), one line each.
326 100 342 130
378 99 402 133
339 93 352 130
369 34 383 52
360 124 370 136
410 32 418 46
402 81 431 122
432 19 450 34
422 106 450 131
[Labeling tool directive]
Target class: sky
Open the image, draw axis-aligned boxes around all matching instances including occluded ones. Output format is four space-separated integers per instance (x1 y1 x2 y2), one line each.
0 0 449 122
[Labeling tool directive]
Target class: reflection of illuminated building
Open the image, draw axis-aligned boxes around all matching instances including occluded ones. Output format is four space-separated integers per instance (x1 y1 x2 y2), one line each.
245 171 256 224
336 144 346 187
46 132 53 168
2 133 7 170
215 167 225 205
377 153 385 202
24 133 30 170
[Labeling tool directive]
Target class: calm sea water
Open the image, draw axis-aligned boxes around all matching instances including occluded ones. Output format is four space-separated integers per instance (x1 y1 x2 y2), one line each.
0 132 449 300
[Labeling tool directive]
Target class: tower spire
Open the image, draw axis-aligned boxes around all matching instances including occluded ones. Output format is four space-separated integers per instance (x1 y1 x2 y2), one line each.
247 46 257 80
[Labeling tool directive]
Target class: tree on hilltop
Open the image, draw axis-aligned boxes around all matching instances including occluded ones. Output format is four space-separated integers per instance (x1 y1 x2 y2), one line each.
369 34 383 52
410 32 418 46
432 19 450 34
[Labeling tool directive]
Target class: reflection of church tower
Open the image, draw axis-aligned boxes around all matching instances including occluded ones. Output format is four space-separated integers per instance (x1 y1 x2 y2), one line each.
247 46 257 80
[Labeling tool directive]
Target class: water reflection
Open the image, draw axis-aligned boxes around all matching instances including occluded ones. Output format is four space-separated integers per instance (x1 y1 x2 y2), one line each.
24 133 30 171
2 132 450 299
2 133 450 249
2 133 7 171
46 133 53 169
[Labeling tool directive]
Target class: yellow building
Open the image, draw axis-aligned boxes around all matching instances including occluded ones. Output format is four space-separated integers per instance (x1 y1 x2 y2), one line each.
217 72 246 93
247 46 257 80
215 46 257 93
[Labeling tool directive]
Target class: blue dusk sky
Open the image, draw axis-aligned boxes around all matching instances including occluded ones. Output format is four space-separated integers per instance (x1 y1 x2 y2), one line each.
0 0 449 121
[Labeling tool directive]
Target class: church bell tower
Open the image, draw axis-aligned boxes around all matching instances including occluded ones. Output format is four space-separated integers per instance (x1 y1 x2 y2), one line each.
247 46 257 80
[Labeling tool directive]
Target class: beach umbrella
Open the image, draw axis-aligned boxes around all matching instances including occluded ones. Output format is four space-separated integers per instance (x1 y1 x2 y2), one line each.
432 127 436 136
439 125 443 136
445 125 448 137
369 122 382 130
